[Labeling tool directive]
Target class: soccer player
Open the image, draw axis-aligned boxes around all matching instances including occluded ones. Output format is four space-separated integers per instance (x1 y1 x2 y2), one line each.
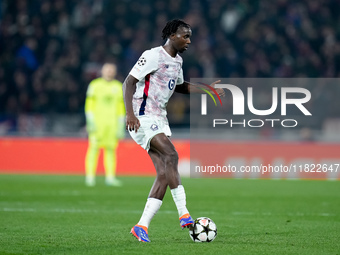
85 63 125 187
123 19 225 242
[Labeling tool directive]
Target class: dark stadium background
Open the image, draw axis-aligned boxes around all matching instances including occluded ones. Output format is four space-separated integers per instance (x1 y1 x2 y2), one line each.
0 0 339 177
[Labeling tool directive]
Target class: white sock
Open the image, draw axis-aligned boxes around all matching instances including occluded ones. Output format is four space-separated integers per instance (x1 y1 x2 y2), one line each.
171 185 189 217
137 198 162 228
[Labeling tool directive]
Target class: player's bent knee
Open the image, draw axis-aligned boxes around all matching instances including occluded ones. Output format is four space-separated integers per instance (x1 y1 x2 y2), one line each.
156 169 167 178
164 149 178 165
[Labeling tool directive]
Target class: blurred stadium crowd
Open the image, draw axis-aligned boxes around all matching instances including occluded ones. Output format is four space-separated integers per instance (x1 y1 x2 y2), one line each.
0 0 340 137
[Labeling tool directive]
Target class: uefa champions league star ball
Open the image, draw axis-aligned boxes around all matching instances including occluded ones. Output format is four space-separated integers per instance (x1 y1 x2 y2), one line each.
189 217 217 242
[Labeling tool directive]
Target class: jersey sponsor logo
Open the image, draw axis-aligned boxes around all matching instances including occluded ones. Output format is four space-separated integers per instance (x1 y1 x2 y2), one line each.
137 57 146 66
150 124 158 131
168 79 176 90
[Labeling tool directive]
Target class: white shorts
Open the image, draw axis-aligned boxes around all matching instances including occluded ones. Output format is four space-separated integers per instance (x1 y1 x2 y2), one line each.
129 116 172 151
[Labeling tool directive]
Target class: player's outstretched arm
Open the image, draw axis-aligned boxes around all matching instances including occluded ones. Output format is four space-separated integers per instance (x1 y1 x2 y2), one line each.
175 80 225 97
122 75 140 132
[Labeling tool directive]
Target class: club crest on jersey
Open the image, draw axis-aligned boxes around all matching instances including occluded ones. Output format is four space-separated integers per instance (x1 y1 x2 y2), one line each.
168 79 175 90
150 124 158 131
137 57 146 66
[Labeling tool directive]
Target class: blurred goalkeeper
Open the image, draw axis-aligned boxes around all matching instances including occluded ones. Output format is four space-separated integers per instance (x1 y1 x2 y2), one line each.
85 63 125 187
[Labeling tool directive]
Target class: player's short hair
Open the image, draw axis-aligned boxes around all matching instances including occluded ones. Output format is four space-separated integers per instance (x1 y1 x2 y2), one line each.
161 19 191 40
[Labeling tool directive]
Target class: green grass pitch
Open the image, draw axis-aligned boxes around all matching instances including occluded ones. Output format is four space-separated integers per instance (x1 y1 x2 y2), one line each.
0 175 339 255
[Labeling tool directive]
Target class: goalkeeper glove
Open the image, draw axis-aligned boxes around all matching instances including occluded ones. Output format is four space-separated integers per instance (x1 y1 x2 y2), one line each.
117 116 126 139
86 112 96 133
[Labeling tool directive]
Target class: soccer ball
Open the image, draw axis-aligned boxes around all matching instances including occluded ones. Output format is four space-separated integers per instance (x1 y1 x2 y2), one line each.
189 217 217 242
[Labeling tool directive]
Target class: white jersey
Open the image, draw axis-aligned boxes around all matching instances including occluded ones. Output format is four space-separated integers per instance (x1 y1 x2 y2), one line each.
129 46 184 124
